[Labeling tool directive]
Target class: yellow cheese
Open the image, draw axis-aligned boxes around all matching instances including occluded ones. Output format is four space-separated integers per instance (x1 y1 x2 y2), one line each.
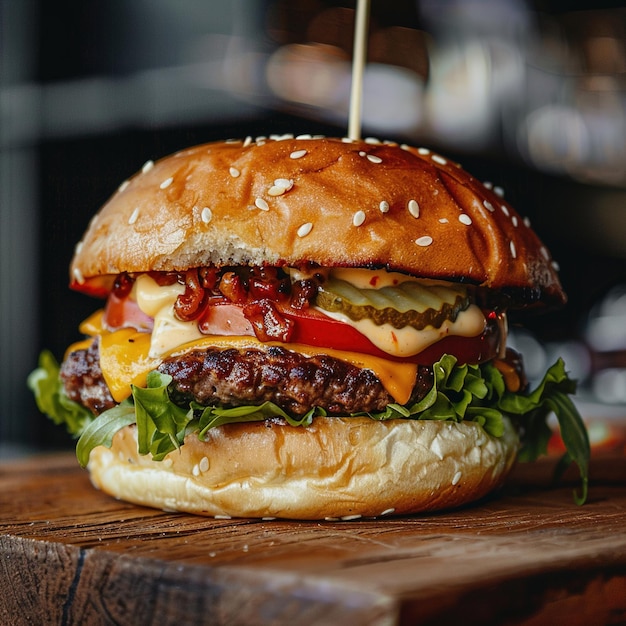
99 328 160 402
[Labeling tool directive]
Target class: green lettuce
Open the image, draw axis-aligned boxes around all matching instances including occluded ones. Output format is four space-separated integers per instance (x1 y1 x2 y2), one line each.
29 351 590 504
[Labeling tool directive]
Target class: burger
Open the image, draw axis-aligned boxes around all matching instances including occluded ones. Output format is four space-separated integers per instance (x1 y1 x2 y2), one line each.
29 135 589 520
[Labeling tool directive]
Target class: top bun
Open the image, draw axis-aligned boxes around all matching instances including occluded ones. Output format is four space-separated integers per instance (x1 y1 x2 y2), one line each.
70 135 565 307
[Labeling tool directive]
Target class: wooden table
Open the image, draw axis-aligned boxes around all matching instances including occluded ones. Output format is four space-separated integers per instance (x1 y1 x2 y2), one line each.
1 450 625 625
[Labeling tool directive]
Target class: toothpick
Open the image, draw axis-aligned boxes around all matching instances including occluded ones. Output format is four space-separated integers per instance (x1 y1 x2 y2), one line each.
348 0 370 141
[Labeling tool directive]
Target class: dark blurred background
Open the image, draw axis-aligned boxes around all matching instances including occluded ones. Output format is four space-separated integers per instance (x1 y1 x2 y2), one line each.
2 0 625 457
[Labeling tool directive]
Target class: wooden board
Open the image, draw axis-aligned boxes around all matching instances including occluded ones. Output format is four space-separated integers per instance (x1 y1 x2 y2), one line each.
1 450 626 626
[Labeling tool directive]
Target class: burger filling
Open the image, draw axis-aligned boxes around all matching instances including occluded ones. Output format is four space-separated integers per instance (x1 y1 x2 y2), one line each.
30 265 589 503
58 265 508 416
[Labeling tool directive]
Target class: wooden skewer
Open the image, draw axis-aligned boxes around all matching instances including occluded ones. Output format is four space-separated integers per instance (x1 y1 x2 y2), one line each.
348 0 371 141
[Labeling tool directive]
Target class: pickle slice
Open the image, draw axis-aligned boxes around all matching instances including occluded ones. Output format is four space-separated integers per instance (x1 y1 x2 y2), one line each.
316 278 471 330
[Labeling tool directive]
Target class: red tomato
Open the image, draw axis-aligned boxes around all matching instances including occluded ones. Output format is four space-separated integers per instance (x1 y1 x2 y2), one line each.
70 275 115 298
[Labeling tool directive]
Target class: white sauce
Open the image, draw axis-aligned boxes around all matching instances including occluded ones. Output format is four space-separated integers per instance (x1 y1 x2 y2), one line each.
134 274 203 358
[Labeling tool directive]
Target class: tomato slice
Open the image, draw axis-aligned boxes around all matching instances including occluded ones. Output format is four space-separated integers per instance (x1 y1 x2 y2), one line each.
70 275 115 298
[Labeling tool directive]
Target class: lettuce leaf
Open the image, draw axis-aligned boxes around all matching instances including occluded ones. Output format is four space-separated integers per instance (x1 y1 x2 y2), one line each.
29 351 590 503
27 350 92 437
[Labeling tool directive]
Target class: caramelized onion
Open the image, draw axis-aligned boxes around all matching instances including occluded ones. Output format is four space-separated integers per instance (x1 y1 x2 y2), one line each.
174 268 207 321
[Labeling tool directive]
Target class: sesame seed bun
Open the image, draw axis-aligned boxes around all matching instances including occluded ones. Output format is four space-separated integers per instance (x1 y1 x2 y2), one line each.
87 416 519 520
70 135 565 307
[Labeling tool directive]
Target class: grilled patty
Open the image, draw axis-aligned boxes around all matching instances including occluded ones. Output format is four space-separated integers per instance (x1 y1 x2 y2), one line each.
61 340 434 416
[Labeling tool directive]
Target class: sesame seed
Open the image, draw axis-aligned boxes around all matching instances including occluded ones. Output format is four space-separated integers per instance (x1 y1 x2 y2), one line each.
160 177 173 189
192 464 200 477
255 135 267 143
408 199 420 218
290 149 307 159
494 186 504 197
297 222 313 237
358 151 366 157
141 160 154 174
524 216 532 228
400 144 411 151
510 241 517 258
367 154 383 164
296 133 312 140
512 216 518 227
255 197 269 211
214 515 232 520
353 210 366 226
483 181 493 189
243 136 252 147
341 514 362 521
432 154 447 165
274 178 294 190
128 207 140 225
73 267 85 284
341 137 355 143
118 180 130 193
459 213 472 225
364 137 381 144
229 167 240 178
540 246 550 260
501 204 510 217
380 508 395 516
552 260 560 271
199 456 209 472
483 200 495 212
268 178 294 196
416 235 433 247
452 471 462 486
439 218 449 223
74 241 83 255
379 200 390 213
417 147 430 155
201 207 212 224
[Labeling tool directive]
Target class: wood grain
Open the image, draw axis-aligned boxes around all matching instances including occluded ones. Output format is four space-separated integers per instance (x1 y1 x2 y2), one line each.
1 451 625 625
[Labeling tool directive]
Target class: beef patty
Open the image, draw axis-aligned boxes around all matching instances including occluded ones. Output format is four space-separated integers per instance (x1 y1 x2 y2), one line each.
61 340 433 416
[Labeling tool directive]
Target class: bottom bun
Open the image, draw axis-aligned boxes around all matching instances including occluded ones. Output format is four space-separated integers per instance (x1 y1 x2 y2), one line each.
87 417 519 520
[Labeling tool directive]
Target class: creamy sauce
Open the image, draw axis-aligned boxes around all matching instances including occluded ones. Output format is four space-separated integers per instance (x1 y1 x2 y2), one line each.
134 274 203 358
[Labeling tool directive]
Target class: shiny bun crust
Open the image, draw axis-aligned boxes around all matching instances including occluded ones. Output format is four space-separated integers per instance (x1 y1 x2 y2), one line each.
71 136 565 306
87 416 519 520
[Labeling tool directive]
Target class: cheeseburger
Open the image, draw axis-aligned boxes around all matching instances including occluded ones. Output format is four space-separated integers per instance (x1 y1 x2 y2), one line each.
29 135 589 519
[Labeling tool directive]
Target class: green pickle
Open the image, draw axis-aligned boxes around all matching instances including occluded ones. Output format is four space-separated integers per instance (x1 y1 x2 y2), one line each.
316 278 471 330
